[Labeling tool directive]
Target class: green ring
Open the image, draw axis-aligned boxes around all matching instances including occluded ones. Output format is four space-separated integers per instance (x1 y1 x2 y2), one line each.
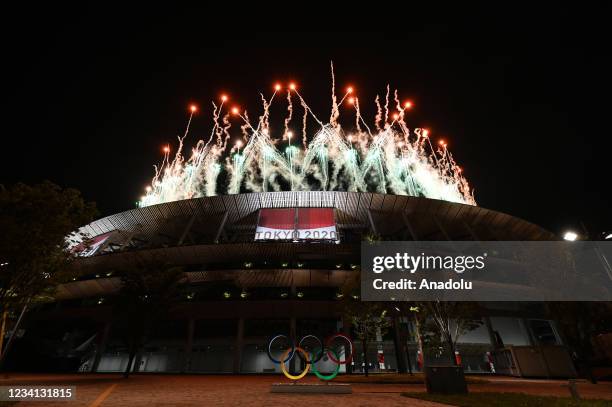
310 347 340 381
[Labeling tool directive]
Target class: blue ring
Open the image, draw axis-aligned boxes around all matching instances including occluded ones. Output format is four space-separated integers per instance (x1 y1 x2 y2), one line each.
267 334 295 364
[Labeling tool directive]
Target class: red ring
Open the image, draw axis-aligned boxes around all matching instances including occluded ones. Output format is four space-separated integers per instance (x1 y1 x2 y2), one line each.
325 333 353 364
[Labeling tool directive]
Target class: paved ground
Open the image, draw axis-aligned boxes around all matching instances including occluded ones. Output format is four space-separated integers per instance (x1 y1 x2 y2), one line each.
0 374 610 406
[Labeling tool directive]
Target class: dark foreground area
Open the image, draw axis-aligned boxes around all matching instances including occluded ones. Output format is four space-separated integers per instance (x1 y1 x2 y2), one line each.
0 374 610 406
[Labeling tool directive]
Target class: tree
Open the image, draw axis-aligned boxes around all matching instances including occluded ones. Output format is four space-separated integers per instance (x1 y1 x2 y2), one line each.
344 299 390 377
341 275 390 377
0 182 96 366
112 260 185 378
419 301 483 366
391 302 423 374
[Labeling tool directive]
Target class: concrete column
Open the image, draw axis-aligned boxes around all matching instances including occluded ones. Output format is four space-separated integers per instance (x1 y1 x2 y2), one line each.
484 316 499 348
289 317 297 374
233 318 244 374
341 315 353 374
183 318 195 373
375 328 384 371
393 316 408 373
91 321 111 372
522 318 536 346
133 352 144 373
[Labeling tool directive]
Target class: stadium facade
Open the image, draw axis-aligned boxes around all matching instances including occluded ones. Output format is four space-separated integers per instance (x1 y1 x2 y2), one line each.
13 191 577 376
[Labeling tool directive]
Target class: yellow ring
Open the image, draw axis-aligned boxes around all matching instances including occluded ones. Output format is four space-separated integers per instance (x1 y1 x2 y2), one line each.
279 346 310 380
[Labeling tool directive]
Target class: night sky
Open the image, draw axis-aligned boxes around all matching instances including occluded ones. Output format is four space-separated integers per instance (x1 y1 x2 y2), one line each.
2 8 610 237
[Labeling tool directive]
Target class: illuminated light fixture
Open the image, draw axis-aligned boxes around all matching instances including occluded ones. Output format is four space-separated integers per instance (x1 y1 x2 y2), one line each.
346 86 353 94
163 146 170 153
281 262 289 268
605 233 612 240
422 129 429 138
274 83 282 91
350 264 358 270
335 292 344 299
348 97 355 105
563 231 578 241
352 295 359 300
220 94 228 102
244 262 253 268
231 107 240 115
404 101 413 109
186 293 195 300
296 292 304 298
335 264 342 269
223 291 231 299
410 306 420 312
240 291 248 299
289 83 296 91
189 104 197 113
95 274 100 278
280 292 288 298
97 298 104 305
395 306 401 312
297 262 304 268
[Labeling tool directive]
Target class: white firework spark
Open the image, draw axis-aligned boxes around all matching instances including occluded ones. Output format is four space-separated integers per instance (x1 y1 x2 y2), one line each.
138 65 475 207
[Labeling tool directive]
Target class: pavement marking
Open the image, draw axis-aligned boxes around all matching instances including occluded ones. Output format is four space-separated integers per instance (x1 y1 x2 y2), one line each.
88 383 118 407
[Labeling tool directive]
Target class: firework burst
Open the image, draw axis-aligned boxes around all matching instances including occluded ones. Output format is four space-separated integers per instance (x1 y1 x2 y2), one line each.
138 64 475 207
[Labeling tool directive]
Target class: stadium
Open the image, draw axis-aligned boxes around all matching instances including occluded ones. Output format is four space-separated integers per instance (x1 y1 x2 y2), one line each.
11 190 581 378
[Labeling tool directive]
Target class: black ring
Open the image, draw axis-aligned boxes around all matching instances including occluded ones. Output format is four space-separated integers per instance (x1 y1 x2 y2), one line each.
297 335 323 364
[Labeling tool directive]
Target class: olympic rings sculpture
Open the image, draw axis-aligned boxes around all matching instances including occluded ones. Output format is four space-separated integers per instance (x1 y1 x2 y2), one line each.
266 333 354 380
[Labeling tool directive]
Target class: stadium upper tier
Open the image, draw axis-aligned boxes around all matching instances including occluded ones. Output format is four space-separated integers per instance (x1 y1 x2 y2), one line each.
74 191 554 261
